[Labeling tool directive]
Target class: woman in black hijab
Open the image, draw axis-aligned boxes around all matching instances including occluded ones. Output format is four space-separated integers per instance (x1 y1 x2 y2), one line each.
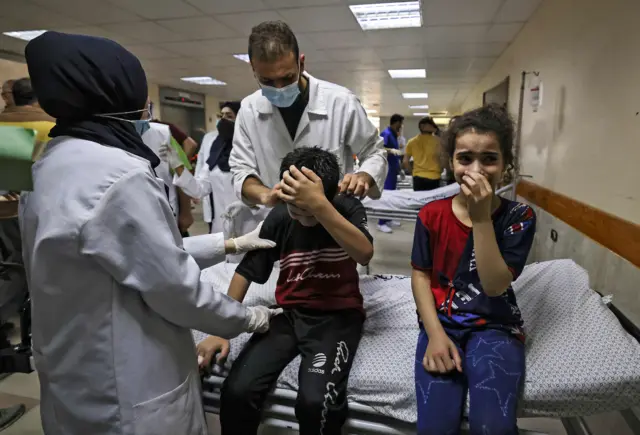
19 32 279 435
160 101 245 234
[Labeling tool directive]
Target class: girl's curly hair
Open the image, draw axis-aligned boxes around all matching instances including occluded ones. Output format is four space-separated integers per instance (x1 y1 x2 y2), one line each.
441 104 518 183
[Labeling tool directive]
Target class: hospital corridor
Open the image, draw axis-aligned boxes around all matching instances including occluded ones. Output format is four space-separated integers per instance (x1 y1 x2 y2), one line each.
0 0 639 434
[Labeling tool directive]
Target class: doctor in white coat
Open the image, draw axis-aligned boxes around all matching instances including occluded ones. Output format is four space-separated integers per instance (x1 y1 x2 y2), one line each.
229 21 388 209
20 31 280 435
166 102 242 234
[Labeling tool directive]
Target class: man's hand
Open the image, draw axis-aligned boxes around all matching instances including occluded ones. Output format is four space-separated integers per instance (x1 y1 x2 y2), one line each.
387 148 402 156
423 333 463 374
339 172 374 198
0 193 20 219
196 336 230 369
259 182 282 208
461 171 493 223
178 210 194 233
277 166 328 213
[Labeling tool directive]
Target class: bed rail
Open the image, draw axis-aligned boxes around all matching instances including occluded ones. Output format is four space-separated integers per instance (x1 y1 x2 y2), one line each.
202 374 551 435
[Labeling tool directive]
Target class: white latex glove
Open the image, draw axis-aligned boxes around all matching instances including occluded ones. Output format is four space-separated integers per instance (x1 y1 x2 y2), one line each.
246 306 284 333
158 143 182 169
231 221 277 253
388 148 403 156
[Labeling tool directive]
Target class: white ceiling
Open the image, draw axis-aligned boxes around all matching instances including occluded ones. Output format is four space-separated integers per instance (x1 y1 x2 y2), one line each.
0 0 541 116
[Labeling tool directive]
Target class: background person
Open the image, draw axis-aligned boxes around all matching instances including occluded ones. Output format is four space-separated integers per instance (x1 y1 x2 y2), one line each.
21 31 280 435
0 80 15 111
377 113 404 233
229 21 387 212
403 116 442 191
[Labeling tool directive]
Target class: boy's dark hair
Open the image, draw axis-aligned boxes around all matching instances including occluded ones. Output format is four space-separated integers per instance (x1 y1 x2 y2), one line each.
442 103 517 179
12 78 36 106
249 21 299 63
390 114 404 125
221 101 240 115
280 147 340 200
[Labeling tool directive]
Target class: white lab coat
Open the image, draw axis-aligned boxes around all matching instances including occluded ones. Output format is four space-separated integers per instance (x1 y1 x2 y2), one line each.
142 122 179 217
229 73 388 204
195 131 216 224
173 165 236 234
19 136 252 435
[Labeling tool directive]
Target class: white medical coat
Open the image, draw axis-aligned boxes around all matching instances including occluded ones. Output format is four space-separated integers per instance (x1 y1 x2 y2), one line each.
194 131 216 223
229 73 388 204
19 136 252 435
174 166 236 234
142 122 179 217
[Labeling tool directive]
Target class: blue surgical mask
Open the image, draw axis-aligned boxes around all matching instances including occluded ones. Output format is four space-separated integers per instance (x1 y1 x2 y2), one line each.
133 119 151 136
95 105 152 137
258 63 301 108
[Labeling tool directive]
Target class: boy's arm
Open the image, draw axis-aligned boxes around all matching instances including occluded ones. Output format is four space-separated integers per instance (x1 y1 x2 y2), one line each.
314 198 373 266
228 273 251 303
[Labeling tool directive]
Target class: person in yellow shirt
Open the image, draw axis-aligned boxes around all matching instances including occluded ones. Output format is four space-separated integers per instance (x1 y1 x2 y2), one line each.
403 116 441 191
0 78 55 160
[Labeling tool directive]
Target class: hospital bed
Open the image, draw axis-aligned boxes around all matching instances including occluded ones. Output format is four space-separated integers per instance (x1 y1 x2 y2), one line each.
195 259 640 434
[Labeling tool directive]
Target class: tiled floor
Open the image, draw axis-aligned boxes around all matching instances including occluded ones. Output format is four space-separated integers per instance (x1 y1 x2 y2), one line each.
0 211 569 434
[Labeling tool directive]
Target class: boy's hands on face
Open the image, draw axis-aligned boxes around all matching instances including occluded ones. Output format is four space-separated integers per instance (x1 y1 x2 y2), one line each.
460 171 493 223
278 166 328 213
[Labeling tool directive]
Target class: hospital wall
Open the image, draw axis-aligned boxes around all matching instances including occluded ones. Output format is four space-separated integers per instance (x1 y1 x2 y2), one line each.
460 0 640 326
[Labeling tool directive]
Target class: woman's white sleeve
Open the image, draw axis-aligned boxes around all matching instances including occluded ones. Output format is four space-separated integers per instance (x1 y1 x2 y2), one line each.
78 168 249 339
173 169 212 199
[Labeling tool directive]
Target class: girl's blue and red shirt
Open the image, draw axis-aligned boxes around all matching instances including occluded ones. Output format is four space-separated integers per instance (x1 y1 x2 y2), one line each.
411 196 536 340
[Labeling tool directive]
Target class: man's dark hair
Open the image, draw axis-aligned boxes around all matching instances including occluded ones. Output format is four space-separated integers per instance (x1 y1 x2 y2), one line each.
221 101 241 115
280 147 340 200
419 116 439 132
249 21 299 63
442 103 516 177
12 78 36 106
390 114 404 125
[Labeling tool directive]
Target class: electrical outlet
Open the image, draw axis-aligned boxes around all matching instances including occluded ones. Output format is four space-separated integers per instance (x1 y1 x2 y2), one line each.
550 229 558 242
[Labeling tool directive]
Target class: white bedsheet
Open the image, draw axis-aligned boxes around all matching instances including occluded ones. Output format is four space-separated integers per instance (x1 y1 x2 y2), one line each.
361 183 460 211
195 259 640 422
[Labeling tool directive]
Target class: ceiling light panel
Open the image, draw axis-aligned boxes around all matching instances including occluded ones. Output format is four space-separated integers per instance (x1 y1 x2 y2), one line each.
388 69 426 79
409 104 429 109
3 30 47 41
349 1 422 31
402 93 429 99
233 54 250 63
181 76 227 85
413 112 430 116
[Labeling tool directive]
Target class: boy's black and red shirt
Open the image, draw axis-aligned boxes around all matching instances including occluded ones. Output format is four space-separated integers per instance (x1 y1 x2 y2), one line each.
236 195 372 313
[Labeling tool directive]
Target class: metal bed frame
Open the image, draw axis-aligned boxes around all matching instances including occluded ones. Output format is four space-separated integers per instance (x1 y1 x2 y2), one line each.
201 293 640 435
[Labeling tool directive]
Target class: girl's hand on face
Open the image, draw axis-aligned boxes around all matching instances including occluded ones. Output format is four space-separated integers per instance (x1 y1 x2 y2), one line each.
461 171 493 222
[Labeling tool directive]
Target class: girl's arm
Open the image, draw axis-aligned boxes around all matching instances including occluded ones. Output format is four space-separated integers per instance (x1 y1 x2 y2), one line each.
412 269 445 338
472 221 513 297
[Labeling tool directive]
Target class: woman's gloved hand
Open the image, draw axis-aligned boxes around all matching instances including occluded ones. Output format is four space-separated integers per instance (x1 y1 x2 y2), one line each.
230 221 276 253
158 143 183 170
246 306 283 333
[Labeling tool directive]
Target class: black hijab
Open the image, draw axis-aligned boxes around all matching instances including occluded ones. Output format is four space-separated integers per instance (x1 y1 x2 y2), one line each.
207 118 235 172
24 31 160 167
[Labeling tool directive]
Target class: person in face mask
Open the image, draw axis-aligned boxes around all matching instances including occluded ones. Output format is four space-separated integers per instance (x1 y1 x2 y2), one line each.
20 31 282 435
228 21 388 214
160 101 249 235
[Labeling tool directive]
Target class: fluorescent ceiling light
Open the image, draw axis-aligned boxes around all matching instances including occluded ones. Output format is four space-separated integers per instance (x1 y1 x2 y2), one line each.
3 30 47 41
233 54 250 63
349 1 422 31
181 76 226 86
413 112 430 116
388 69 426 79
409 104 429 109
402 92 428 99
433 117 451 124
365 108 377 114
